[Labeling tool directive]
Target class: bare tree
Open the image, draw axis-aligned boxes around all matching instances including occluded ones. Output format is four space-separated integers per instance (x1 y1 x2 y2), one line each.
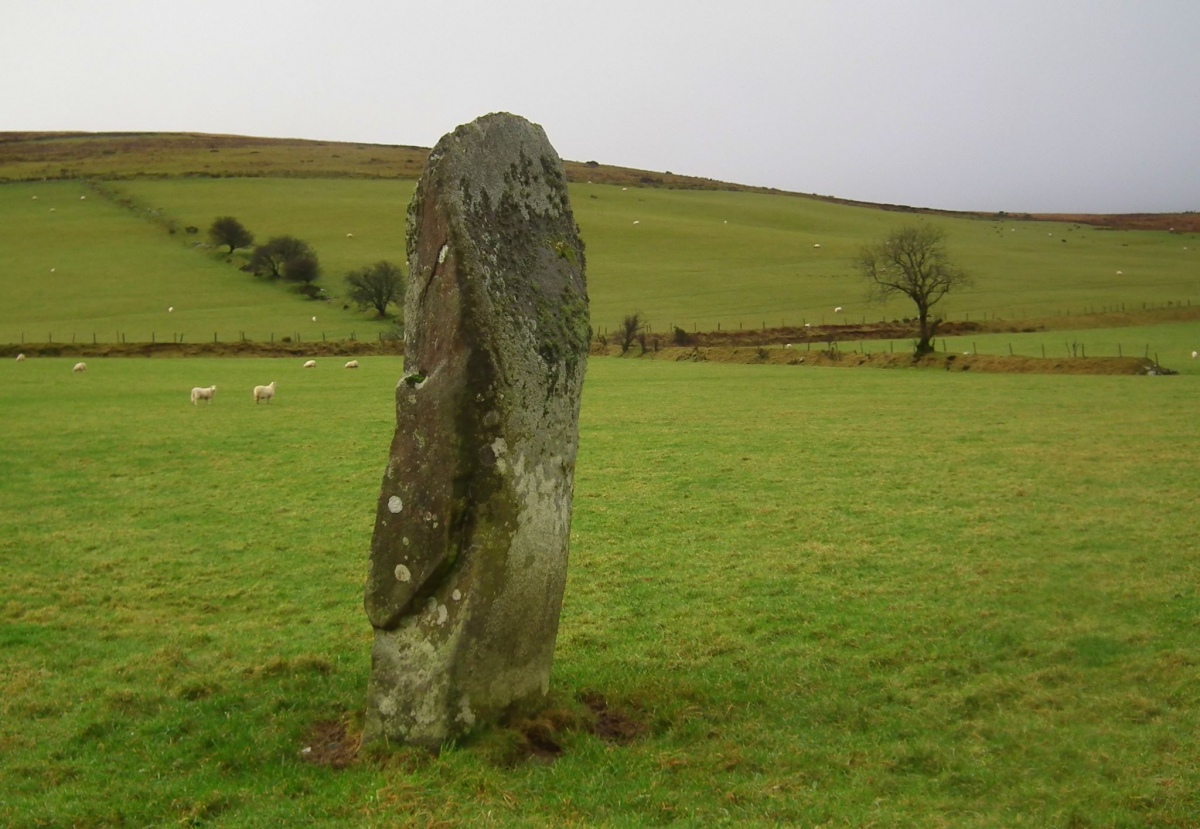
208 216 254 254
619 312 643 354
855 223 971 356
345 261 406 317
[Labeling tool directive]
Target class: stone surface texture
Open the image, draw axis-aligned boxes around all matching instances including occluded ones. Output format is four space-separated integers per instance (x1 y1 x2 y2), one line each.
364 113 589 748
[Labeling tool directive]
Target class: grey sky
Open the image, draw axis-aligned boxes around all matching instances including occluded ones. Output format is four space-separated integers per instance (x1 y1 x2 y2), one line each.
3 1 1197 213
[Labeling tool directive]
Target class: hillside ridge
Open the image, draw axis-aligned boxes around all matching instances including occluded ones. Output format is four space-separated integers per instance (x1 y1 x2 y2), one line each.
1 131 1194 231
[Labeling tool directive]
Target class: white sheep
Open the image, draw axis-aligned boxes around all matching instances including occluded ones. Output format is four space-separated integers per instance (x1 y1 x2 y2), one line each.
72 362 87 372
168 306 174 313
813 243 821 248
784 343 793 349
346 233 354 238
303 359 317 368
834 306 844 313
253 381 277 404
1192 351 1198 360
15 353 26 361
311 316 317 322
344 360 359 369
190 385 216 405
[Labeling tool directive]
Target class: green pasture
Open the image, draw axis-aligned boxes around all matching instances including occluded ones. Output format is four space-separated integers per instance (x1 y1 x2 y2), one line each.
2 356 1198 826
115 178 1200 331
4 177 1195 347
0 181 392 346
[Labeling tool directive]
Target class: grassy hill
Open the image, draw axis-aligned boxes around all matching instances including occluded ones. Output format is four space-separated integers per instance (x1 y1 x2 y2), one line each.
0 132 1197 360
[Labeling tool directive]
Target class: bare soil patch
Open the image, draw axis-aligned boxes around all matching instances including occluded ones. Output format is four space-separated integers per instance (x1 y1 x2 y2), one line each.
597 345 1168 376
300 719 360 770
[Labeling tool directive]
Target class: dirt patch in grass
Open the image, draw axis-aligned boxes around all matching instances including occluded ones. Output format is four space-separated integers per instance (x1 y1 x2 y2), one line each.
580 691 647 745
636 346 1168 375
300 718 360 770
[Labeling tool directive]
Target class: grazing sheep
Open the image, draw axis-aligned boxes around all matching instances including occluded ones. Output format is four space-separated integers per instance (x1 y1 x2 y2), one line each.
253 381 277 404
813 243 821 248
303 359 317 368
1192 351 1198 360
168 306 174 313
311 316 317 322
784 343 793 349
15 353 26 361
344 360 359 369
346 233 354 238
72 362 87 372
834 306 844 313
190 385 216 405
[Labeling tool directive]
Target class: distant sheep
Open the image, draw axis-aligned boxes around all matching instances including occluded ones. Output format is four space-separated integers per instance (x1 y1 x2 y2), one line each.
1193 351 1198 360
784 343 793 349
253 381 277 404
346 233 354 238
813 243 821 248
168 306 174 313
190 385 216 405
15 353 26 361
72 362 87 372
834 306 844 313
344 360 359 369
303 359 317 368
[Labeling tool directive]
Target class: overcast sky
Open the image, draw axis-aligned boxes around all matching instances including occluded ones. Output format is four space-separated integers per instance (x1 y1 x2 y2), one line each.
3 1 1197 213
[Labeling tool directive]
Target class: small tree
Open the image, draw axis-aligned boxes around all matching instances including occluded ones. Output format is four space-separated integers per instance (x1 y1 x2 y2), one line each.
619 312 643 354
855 223 971 356
248 236 317 281
284 254 320 285
208 216 254 254
345 260 406 317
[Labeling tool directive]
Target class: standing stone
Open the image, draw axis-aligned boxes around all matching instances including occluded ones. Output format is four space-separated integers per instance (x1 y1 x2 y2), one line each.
363 113 589 748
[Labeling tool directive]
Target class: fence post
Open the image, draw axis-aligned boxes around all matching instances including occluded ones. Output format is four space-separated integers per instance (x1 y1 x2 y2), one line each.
1118 343 1122 357
1008 343 1013 356
1041 344 1046 358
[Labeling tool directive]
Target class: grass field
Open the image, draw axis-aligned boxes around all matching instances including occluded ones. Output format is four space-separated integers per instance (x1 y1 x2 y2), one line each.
115 178 1200 331
0 181 388 345
2 356 1198 826
3 175 1197 347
